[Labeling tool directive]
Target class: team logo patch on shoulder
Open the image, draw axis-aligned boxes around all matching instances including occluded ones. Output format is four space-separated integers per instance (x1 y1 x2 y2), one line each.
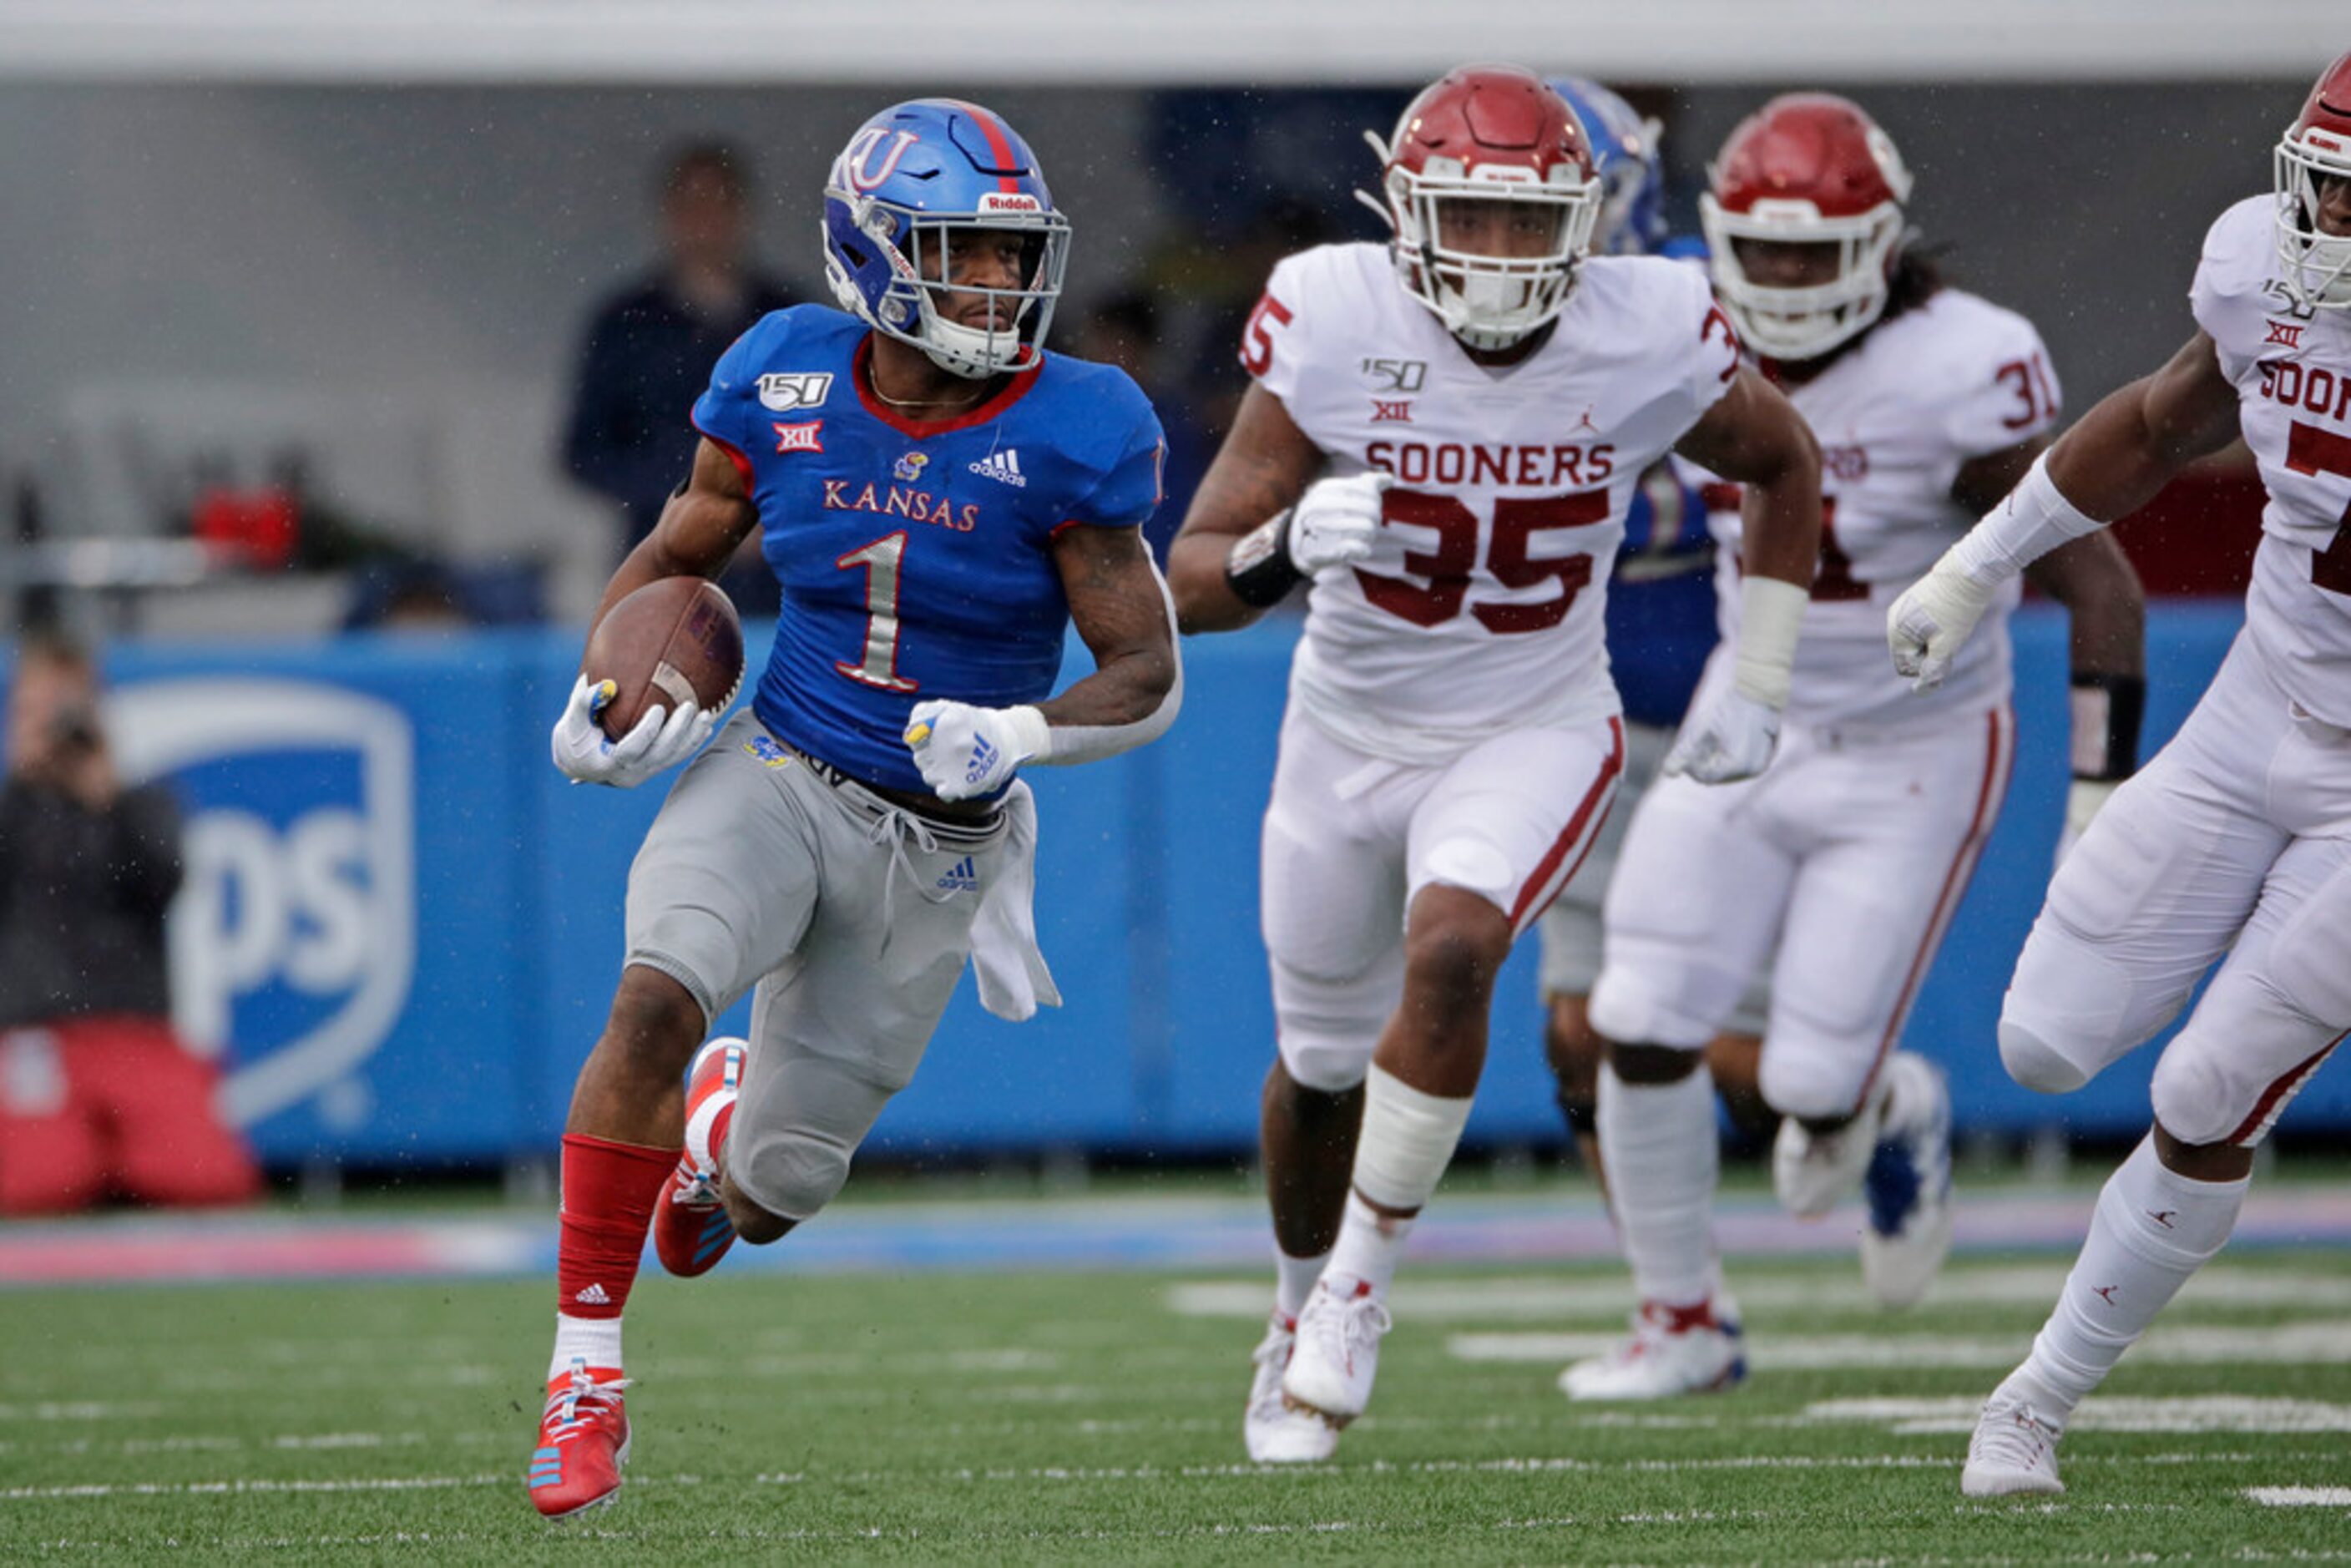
742 735 794 768
893 451 930 483
756 372 834 412
968 448 1028 486
773 420 824 454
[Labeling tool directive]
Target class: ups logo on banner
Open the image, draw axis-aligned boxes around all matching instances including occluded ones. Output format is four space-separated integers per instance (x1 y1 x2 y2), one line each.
109 679 416 1135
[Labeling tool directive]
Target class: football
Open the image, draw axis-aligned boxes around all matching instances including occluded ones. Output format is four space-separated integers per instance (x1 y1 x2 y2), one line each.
581 576 745 741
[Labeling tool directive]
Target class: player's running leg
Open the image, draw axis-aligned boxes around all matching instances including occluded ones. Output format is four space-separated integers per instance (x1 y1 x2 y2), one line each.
1574 765 1787 1399
1283 721 1621 1430
1969 830 2349 1495
531 965 701 1519
1279 888 1504 1425
652 1036 748 1276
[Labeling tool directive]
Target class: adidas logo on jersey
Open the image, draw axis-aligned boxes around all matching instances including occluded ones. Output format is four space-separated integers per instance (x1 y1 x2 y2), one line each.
968 449 1029 488
935 856 980 893
574 1282 612 1306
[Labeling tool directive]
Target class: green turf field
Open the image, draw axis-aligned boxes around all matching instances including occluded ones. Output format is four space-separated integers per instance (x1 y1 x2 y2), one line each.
5 1247 2349 1563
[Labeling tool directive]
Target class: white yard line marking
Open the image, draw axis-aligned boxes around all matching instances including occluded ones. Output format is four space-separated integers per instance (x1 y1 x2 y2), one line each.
1803 1396 2351 1435
0 1474 508 1501
1167 1264 2351 1321
2247 1485 2351 1507
1452 1320 2351 1369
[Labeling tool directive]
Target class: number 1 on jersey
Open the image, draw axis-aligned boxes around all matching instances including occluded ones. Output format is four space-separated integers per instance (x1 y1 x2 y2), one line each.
836 531 919 692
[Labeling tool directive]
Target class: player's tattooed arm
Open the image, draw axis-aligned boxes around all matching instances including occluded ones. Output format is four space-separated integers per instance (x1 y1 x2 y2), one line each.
1165 383 1327 634
1675 367 1823 589
2040 331 2242 523
1037 524 1182 756
585 438 762 640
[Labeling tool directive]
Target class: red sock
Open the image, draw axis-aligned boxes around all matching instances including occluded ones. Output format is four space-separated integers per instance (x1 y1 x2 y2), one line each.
556 1133 674 1319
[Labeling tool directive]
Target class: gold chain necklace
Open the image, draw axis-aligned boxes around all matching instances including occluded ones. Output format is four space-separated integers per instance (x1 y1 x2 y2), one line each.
866 371 988 412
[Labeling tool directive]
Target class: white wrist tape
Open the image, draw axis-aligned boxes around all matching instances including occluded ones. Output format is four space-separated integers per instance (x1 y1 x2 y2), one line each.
1026 563 1185 766
1949 451 2105 584
1732 574 1808 711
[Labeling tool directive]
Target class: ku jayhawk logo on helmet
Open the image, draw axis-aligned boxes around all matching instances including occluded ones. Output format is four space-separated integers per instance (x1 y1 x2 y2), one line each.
893 452 930 484
839 127 919 194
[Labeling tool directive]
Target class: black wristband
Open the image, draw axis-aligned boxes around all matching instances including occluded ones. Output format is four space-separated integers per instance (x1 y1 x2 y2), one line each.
2070 673 2145 781
1224 509 1306 608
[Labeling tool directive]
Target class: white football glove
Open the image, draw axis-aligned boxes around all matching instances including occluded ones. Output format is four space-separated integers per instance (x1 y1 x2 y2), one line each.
1286 471 1390 577
1664 688 1782 785
1887 553 2000 694
550 675 713 788
904 701 1051 802
2054 776 2119 867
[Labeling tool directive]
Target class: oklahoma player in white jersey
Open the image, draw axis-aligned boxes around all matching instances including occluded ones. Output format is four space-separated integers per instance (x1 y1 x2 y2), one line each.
1888 53 2351 1498
1567 95 2147 1400
1167 64 1822 1460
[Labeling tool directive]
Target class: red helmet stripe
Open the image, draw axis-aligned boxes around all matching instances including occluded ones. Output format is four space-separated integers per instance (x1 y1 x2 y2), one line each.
941 98 1024 194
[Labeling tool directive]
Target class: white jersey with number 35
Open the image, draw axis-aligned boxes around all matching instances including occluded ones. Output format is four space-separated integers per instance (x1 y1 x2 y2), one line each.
1247 241 1740 763
2191 195 2351 726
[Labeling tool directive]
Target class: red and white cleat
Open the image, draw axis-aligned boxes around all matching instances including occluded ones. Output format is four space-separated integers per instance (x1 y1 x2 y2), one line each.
653 1037 746 1278
1560 1295 1747 1401
527 1362 631 1519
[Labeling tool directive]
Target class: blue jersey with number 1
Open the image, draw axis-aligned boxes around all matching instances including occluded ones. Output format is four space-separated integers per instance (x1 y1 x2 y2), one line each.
691 306 1165 796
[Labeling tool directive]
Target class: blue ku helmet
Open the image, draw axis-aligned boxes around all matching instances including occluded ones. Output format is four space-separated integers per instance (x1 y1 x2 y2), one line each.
1548 77 1667 257
822 99 1072 380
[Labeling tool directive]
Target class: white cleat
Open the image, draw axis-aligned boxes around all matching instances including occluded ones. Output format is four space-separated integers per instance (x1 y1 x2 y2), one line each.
1560 1296 1747 1401
1243 1311 1337 1463
1861 1052 1955 1308
1279 1275 1393 1427
1963 1376 2066 1497
1773 1095 1883 1219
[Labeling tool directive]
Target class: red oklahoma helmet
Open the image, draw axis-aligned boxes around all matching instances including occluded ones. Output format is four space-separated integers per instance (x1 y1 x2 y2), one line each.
1700 93 1914 361
1361 64 1601 349
2276 50 2351 311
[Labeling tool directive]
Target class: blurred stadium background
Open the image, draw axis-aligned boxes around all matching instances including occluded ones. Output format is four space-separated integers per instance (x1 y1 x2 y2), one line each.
1 5 2347 1557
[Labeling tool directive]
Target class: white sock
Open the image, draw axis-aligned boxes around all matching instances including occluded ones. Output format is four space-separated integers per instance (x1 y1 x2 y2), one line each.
2016 1134 2247 1423
1324 1190 1414 1297
1274 1246 1330 1320
1595 1059 1720 1308
549 1313 624 1383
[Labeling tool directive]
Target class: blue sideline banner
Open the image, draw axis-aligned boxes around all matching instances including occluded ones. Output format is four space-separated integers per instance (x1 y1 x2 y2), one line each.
63 599 2338 1166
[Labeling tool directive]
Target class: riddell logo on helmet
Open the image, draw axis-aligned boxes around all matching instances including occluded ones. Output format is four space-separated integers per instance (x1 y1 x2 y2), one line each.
978 192 1043 214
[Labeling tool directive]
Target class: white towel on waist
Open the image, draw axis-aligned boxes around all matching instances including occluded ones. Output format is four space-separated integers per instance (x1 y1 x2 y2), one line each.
970 780 1060 1021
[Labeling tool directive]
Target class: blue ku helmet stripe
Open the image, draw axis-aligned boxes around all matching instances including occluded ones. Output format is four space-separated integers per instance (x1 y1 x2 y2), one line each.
1548 77 1667 257
822 99 1072 382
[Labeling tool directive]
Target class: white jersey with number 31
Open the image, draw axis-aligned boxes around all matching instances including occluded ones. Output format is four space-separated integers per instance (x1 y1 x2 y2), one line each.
1710 287 2060 731
1246 242 1740 763
2192 195 2351 726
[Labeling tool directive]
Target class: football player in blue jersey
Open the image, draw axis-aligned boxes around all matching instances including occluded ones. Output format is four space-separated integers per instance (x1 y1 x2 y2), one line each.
523 98 1181 1520
1532 78 1779 1182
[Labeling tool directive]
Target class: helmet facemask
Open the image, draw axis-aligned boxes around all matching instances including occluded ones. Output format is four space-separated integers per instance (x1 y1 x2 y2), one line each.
2274 133 2351 311
826 195 1071 379
1701 195 1904 362
1363 130 1601 351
